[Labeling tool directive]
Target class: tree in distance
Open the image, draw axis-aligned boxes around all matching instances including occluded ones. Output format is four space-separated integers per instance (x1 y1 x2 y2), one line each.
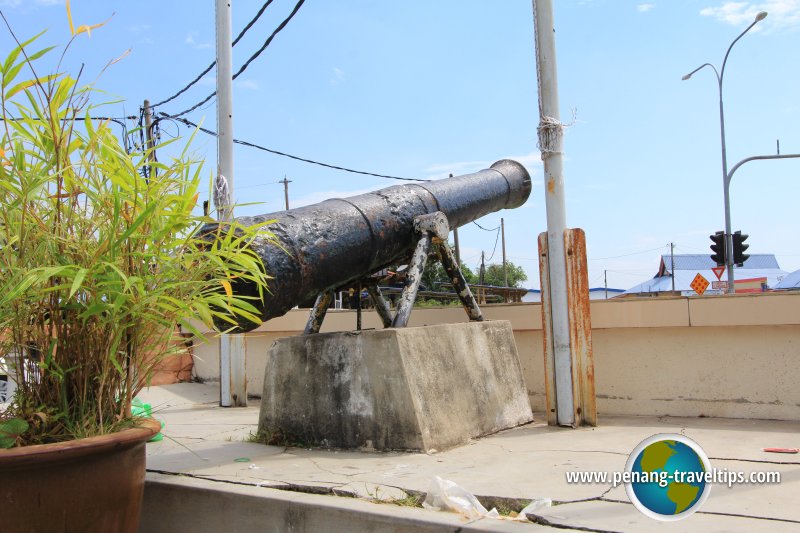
479 261 528 288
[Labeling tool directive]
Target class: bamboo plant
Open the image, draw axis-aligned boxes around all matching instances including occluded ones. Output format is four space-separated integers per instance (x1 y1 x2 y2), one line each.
0 27 271 447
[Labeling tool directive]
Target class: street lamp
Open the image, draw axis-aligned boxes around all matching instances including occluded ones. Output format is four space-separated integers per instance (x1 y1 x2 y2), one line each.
682 11 767 294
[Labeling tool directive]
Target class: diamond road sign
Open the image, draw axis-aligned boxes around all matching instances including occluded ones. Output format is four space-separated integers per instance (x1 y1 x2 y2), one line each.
690 273 710 295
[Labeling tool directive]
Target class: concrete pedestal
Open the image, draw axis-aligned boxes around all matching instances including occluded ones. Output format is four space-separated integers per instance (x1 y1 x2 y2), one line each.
258 320 533 452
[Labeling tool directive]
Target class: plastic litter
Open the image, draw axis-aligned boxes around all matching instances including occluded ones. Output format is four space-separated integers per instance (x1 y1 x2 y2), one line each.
422 476 499 520
515 497 553 521
763 447 799 454
422 476 552 522
131 398 164 442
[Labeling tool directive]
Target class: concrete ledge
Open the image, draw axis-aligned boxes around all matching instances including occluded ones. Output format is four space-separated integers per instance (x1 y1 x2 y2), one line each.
259 321 533 452
140 473 529 533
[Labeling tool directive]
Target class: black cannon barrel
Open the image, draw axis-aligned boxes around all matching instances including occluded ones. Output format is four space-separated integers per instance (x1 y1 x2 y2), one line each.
221 159 531 329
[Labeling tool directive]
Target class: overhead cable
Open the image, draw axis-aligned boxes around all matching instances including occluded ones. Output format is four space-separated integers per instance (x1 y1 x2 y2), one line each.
472 221 500 232
168 0 306 118
149 0 276 109
158 113 427 182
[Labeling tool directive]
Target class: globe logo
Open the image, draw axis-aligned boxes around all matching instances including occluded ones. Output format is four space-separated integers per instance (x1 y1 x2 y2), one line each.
624 434 712 521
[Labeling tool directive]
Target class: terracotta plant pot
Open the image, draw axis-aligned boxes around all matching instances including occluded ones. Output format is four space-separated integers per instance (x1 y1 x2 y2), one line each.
0 418 160 533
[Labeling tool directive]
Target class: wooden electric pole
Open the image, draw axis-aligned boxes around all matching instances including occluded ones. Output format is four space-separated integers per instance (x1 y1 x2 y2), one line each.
501 218 508 287
143 99 156 181
280 176 291 210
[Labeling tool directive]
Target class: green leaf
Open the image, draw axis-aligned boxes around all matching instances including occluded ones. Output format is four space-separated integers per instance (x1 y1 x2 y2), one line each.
1 29 45 73
69 267 88 299
0 418 29 449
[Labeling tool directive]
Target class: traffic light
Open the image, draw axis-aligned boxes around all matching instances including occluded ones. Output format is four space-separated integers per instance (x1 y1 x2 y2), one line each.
732 231 749 266
709 231 726 266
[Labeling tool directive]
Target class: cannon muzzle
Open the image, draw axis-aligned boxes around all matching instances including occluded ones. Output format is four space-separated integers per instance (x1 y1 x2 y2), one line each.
212 159 531 330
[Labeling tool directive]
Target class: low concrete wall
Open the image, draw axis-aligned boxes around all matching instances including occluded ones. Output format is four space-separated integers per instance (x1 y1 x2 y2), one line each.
189 292 800 421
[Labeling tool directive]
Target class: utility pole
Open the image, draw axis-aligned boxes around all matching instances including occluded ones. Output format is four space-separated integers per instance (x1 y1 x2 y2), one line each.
216 0 246 408
501 218 508 287
143 99 155 181
604 270 607 300
280 176 291 210
479 251 485 285
533 0 576 426
670 242 676 294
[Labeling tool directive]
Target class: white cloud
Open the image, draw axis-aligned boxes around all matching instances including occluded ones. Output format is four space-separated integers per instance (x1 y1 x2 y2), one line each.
129 24 151 33
330 67 345 85
1 0 63 6
423 152 541 181
185 32 212 49
700 1 800 29
235 79 260 91
637 3 655 13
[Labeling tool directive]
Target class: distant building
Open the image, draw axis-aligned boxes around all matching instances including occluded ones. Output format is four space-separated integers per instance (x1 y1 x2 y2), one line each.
775 269 800 291
522 287 625 303
624 254 787 297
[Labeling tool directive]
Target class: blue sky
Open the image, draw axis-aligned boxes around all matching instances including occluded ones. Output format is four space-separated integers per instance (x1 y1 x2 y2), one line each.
2 0 798 290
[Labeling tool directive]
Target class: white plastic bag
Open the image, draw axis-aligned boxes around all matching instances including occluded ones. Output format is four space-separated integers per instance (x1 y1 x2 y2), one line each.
422 476 552 522
422 476 499 520
514 497 552 521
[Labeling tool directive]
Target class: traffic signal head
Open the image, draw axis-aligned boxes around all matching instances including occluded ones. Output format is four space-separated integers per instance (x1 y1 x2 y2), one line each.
709 231 726 266
732 231 749 266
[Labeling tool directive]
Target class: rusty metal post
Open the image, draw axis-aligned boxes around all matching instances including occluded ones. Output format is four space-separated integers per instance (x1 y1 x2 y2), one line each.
438 243 483 322
539 229 596 427
564 229 596 426
538 232 558 426
366 285 394 328
304 291 334 335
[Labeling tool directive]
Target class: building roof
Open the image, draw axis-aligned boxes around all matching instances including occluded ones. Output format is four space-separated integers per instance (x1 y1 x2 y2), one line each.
775 269 800 290
658 254 780 273
626 254 787 296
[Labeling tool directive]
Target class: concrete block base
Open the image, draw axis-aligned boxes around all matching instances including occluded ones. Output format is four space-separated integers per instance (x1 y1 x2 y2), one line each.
258 320 533 452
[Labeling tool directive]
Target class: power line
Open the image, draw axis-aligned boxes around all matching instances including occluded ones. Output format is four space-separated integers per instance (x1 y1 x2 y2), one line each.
158 113 426 182
168 0 306 118
472 221 500 232
485 227 501 262
149 0 276 109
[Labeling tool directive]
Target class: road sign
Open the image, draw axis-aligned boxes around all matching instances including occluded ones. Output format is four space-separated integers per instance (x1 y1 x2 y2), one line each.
712 266 726 281
712 281 729 290
690 273 710 295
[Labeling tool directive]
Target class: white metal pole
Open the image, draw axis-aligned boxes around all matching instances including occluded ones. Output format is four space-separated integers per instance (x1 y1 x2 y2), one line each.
216 0 246 407
532 0 574 426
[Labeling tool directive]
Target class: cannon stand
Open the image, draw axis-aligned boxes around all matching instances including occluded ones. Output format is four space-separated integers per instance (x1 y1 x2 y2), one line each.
303 212 483 334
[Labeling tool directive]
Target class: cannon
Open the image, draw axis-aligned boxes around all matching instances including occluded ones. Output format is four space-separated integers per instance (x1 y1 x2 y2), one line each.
210 159 531 332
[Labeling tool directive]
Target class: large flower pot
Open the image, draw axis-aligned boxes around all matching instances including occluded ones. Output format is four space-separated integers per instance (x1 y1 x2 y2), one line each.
0 418 160 533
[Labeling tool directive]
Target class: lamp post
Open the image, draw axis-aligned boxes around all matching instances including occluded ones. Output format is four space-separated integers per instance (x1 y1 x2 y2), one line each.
682 11 767 294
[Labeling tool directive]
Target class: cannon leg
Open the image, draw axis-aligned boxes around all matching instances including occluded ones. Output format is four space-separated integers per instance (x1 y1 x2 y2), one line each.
438 243 484 322
366 284 394 328
391 232 432 328
304 290 334 335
